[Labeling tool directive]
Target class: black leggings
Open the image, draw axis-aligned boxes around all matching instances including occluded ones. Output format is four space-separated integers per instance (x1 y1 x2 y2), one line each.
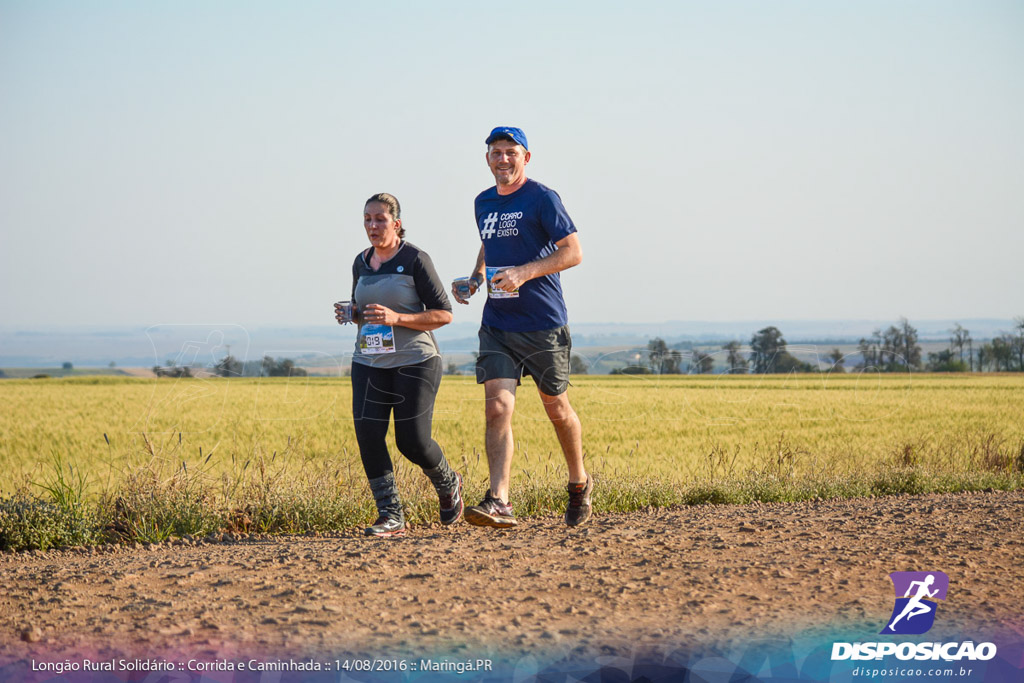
351 355 445 479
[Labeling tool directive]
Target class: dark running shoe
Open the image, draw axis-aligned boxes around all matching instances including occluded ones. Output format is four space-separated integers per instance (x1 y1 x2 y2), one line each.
439 472 464 525
464 492 518 529
565 475 594 527
364 516 406 537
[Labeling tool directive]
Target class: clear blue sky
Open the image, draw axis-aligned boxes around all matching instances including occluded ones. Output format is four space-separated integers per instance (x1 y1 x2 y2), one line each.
2 1 1022 327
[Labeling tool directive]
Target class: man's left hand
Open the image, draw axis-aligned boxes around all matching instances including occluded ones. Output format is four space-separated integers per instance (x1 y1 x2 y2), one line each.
491 267 527 292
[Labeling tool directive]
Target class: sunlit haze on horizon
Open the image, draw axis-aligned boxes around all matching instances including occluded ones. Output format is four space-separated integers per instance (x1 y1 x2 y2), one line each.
2 1 1022 328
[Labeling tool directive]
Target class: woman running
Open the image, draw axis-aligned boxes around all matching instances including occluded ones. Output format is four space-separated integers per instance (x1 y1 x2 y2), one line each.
336 192 462 537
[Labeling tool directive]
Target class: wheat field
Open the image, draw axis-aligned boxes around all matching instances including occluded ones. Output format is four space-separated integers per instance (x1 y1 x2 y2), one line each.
2 373 1022 494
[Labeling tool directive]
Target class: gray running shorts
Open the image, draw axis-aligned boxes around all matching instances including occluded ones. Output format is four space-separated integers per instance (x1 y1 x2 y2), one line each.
475 324 572 396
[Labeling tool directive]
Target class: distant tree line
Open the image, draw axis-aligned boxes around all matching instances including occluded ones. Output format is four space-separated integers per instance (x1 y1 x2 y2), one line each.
150 318 1024 379
967 318 1024 372
153 360 193 378
618 316 1024 375
153 356 308 378
609 338 716 375
215 355 308 378
747 326 816 373
860 317 1024 372
856 317 923 372
629 329 813 375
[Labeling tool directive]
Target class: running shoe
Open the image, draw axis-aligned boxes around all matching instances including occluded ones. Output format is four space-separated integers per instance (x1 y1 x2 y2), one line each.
364 516 407 537
439 472 464 525
464 492 518 528
565 475 594 527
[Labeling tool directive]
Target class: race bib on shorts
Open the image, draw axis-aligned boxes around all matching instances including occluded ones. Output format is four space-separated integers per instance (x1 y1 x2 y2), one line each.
486 266 520 299
359 324 395 354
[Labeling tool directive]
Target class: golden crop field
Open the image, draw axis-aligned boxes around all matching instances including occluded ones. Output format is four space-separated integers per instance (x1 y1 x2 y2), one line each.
2 373 1023 497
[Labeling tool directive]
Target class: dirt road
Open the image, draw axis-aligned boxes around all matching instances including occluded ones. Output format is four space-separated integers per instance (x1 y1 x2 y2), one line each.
1 491 1021 679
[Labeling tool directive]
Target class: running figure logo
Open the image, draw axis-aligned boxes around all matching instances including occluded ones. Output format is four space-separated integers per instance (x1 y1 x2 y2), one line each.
881 571 949 635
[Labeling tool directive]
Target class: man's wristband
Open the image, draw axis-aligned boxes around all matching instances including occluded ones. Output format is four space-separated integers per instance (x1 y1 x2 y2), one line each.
469 275 482 287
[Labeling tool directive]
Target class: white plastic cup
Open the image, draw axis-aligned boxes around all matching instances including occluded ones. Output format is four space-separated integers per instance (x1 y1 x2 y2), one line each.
334 300 354 324
453 277 473 299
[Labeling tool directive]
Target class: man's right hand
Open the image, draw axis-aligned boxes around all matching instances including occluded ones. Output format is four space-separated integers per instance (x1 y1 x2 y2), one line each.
451 277 481 305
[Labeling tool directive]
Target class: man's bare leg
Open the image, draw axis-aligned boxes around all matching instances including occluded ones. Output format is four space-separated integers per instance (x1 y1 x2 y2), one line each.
484 378 518 502
538 388 585 483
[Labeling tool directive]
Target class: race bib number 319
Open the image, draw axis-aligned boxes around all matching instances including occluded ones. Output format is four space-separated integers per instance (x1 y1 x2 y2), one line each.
359 324 396 354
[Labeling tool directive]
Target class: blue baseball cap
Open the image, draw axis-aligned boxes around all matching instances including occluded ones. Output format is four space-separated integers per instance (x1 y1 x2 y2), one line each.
485 126 528 150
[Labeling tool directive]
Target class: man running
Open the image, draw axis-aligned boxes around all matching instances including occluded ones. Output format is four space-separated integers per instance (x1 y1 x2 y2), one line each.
452 126 591 528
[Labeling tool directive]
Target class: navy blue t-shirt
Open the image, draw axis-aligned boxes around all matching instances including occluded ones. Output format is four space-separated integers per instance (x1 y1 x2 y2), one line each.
474 179 577 332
